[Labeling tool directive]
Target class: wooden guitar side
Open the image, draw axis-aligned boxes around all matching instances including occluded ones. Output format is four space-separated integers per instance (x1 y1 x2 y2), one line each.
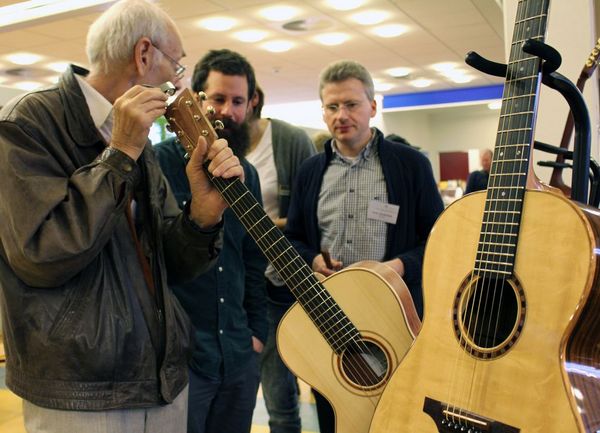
277 261 420 433
369 191 600 433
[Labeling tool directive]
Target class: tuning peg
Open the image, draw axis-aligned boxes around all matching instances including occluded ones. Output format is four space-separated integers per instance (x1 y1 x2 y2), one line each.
214 120 224 130
206 106 215 115
198 92 207 101
165 124 172 132
185 99 193 107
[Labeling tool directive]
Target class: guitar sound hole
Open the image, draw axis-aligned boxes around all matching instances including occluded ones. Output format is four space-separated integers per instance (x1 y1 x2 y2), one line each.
454 275 525 359
339 340 389 389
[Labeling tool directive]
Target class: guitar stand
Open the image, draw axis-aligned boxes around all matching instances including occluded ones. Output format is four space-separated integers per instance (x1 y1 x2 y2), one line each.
466 41 594 206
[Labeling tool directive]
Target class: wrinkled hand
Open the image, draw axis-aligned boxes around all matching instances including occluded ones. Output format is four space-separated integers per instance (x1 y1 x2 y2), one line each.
312 253 343 277
186 136 244 228
110 85 167 160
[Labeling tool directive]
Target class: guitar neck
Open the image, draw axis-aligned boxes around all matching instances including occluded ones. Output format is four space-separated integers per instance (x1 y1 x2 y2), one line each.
205 167 360 353
476 0 550 279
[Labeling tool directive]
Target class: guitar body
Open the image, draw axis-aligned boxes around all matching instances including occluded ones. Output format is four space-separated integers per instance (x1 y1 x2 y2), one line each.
369 191 600 433
278 261 420 433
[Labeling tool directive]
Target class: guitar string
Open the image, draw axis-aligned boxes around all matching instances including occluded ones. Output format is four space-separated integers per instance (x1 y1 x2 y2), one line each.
181 114 380 391
209 173 386 406
470 1 546 416
461 0 545 425
465 0 541 421
444 0 543 427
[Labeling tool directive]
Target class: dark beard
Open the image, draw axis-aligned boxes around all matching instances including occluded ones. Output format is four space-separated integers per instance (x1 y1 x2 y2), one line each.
215 118 250 158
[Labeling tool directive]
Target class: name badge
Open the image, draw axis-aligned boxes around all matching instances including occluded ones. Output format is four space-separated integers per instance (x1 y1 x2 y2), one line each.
367 200 399 224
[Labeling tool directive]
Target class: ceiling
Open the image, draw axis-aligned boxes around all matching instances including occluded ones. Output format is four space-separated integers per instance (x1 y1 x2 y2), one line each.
0 0 506 104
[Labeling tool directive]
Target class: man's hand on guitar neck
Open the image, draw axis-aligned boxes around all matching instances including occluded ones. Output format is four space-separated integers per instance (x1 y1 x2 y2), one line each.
186 136 244 228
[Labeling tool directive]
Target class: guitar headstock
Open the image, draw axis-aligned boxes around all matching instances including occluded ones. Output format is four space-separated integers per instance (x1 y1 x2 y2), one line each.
583 38 600 78
164 88 223 158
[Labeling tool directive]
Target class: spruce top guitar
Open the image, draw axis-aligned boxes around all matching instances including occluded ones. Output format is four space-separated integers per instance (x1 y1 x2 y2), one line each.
164 90 420 433
549 38 600 196
369 1 600 432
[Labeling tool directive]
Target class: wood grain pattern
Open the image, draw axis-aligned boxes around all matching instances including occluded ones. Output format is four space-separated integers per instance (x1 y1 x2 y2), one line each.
368 191 600 433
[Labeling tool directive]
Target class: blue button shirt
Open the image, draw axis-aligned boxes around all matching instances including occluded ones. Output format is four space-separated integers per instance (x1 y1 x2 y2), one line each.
154 137 268 378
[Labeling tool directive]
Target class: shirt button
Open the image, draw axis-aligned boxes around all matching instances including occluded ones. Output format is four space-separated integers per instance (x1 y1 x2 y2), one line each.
347 240 353 244
349 188 355 193
219 329 224 334
220 298 225 303
218 266 223 272
122 163 133 172
348 214 353 219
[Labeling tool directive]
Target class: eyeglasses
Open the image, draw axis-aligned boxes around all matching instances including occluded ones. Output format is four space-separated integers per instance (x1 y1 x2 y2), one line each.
322 101 362 116
151 42 186 79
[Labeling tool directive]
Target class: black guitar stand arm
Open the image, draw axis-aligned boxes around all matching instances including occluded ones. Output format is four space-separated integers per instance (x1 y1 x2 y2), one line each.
465 40 592 205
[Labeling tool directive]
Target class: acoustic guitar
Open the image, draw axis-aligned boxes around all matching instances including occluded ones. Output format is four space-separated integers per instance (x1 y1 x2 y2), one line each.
548 38 600 196
164 90 420 433
368 1 600 432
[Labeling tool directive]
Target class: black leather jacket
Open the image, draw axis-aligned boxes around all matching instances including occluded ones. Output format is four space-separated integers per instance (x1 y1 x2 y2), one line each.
0 66 222 410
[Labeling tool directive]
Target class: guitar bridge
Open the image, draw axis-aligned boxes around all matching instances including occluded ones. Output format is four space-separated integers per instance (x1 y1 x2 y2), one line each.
423 397 519 433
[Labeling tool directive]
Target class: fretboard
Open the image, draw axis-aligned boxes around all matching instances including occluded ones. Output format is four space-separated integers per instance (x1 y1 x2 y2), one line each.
475 0 550 279
207 168 360 354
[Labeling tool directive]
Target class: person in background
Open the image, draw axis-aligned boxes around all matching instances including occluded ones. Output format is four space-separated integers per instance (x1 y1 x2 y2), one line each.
154 48 267 433
247 85 316 433
0 1 243 432
311 130 332 153
284 59 444 433
465 148 493 193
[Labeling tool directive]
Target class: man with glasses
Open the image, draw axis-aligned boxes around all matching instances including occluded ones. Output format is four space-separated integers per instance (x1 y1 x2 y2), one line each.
284 60 444 433
0 1 243 432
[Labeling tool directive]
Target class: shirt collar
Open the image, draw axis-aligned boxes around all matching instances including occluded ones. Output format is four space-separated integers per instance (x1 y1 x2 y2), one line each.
74 73 113 130
331 127 377 164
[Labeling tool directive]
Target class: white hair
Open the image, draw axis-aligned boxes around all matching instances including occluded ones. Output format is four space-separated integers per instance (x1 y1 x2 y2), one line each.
86 0 174 74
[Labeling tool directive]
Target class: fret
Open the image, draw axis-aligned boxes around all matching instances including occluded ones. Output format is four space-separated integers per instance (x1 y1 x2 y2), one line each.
474 267 512 276
497 127 532 134
480 231 518 236
514 13 547 25
484 210 521 214
477 251 516 258
494 143 529 149
246 213 269 232
499 111 535 117
505 72 539 81
479 241 517 248
229 190 250 207
236 201 259 220
489 172 527 177
256 226 279 245
476 259 514 266
487 185 525 190
485 198 523 203
503 93 537 100
482 222 520 227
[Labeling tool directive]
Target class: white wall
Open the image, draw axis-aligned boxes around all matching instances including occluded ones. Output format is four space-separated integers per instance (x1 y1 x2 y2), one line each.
381 105 500 182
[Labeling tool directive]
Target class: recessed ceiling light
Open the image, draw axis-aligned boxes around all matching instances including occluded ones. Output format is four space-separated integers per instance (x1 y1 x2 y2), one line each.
6 52 43 65
46 61 70 73
233 30 268 43
386 67 412 78
350 10 389 26
372 24 408 38
259 5 300 22
198 17 237 31
314 32 350 46
488 100 502 110
431 62 458 72
13 81 42 91
326 0 365 11
262 40 294 53
374 82 394 91
410 78 433 88
0 0 116 29
450 75 474 84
